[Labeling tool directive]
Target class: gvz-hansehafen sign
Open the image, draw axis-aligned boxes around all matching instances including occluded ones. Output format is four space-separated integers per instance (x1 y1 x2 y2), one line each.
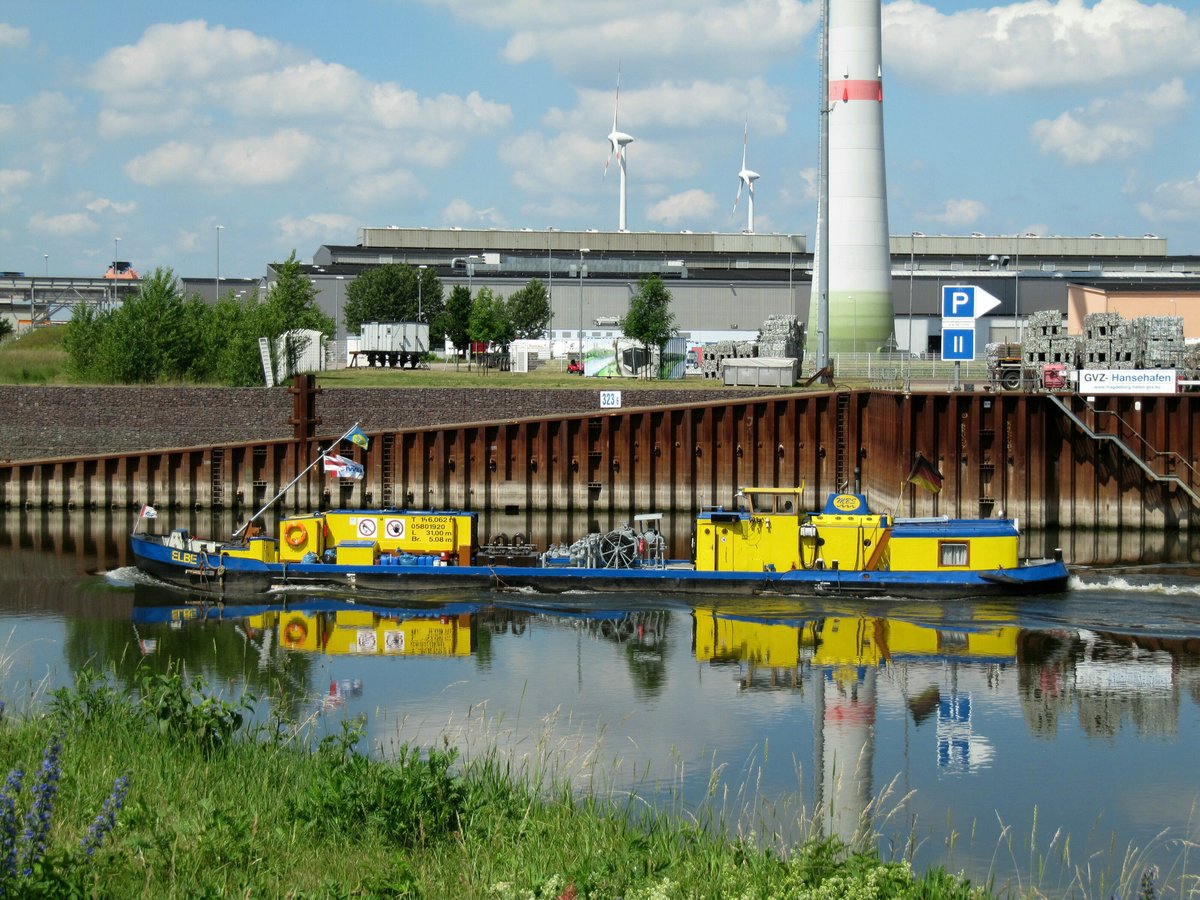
1077 369 1177 395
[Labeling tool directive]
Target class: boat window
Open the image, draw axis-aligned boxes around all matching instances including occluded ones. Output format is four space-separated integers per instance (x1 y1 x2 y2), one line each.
939 541 969 567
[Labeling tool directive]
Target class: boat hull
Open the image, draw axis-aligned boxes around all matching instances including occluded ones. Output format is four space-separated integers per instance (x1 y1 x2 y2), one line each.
131 534 1069 600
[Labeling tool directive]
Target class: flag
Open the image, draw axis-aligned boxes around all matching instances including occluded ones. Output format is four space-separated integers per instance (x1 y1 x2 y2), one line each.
347 425 370 450
139 504 158 519
906 454 943 494
323 454 364 480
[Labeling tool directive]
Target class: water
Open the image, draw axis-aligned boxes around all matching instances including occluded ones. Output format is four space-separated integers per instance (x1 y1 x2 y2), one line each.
3 509 1200 896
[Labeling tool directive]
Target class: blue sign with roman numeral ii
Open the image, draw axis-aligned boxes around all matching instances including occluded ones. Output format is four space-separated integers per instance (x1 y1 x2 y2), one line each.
942 328 976 361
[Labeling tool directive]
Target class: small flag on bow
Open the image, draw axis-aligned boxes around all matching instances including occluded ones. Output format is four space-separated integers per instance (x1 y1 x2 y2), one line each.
323 454 364 480
906 453 943 494
139 504 158 519
347 426 370 449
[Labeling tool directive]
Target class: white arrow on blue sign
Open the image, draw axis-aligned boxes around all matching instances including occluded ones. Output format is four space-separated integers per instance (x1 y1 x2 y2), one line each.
942 285 1002 320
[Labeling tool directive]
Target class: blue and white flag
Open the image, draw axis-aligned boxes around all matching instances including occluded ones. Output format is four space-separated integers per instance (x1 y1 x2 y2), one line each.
347 426 370 449
323 454 364 479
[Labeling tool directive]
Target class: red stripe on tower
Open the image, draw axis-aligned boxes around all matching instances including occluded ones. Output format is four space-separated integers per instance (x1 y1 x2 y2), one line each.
829 79 884 103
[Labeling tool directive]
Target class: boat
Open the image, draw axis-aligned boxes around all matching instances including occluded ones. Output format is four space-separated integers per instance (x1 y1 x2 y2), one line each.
130 483 1069 601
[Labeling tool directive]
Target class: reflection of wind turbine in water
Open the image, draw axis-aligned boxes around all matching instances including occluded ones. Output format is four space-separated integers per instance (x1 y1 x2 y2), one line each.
732 120 760 234
604 66 634 232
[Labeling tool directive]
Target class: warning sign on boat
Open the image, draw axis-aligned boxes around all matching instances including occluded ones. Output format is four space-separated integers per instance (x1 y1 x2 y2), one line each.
384 518 406 539
356 518 378 539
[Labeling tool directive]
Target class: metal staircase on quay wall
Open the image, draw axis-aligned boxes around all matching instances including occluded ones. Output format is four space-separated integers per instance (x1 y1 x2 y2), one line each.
1046 393 1200 508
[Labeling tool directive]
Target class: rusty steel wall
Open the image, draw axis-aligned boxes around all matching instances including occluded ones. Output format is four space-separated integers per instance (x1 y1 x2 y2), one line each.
2 389 1199 531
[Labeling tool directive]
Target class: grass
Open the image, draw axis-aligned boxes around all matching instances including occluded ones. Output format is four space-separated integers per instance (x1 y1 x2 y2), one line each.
0 668 991 899
0 327 69 384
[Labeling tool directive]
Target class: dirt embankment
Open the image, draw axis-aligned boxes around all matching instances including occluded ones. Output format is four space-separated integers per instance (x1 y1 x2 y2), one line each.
0 385 752 462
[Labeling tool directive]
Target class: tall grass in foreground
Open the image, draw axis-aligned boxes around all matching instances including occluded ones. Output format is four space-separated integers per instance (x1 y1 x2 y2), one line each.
0 328 68 384
0 666 990 898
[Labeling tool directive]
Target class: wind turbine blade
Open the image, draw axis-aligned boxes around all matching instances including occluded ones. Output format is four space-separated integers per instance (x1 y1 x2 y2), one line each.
733 179 743 215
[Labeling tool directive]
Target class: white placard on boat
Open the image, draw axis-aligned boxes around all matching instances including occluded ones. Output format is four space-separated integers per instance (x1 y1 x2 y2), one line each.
356 629 377 653
356 517 378 538
383 518 406 540
384 630 406 653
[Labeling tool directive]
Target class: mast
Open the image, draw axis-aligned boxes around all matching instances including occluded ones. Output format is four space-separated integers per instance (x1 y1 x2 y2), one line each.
816 0 830 374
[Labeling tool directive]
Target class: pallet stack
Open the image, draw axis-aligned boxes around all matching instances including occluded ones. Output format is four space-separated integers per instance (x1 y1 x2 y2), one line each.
701 340 757 379
1082 312 1139 368
1136 315 1186 369
1023 310 1079 367
756 315 806 361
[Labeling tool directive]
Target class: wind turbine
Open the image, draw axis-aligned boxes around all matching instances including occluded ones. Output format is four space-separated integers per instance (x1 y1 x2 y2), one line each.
732 120 760 234
603 68 634 232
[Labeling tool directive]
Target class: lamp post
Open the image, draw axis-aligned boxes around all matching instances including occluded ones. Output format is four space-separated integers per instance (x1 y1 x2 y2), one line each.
547 227 554 355
334 275 344 341
577 248 589 362
215 225 223 300
43 254 48 277
907 232 917 386
112 237 120 307
417 265 427 322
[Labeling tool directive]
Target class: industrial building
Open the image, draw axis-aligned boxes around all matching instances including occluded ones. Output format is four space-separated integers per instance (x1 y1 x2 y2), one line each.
302 227 1200 358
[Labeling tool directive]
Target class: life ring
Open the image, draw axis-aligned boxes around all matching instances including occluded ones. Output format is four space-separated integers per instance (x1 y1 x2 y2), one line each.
284 523 307 549
282 618 308 645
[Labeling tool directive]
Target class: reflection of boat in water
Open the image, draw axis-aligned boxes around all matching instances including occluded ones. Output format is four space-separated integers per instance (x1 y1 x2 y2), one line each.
131 586 478 657
130 484 1069 601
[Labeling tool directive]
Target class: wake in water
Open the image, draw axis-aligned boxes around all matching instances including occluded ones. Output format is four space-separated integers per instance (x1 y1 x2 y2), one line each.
1069 572 1200 597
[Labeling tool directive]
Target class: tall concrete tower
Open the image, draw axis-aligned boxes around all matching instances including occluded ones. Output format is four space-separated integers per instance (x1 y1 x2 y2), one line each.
808 0 893 355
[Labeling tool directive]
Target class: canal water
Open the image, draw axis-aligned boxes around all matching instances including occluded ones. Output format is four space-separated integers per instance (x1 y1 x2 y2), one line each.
3 508 1200 896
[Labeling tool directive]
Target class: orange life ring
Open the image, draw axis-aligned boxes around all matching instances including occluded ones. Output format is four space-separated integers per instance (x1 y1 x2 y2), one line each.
283 618 309 645
284 523 307 549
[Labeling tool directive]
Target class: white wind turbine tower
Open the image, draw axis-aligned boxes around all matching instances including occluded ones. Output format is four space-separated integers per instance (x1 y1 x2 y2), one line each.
733 121 760 234
603 68 634 232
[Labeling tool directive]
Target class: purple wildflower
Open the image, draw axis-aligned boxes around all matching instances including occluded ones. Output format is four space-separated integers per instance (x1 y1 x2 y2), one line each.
79 776 129 857
0 768 24 879
19 735 61 877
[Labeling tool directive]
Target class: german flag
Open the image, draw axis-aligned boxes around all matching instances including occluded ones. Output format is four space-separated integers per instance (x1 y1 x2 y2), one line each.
906 453 943 494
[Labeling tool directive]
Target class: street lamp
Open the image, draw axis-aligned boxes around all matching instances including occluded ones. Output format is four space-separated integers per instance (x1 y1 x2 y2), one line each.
417 265 427 322
547 227 554 355
43 254 48 277
215 225 223 300
577 248 589 363
112 237 120 307
334 276 344 341
907 232 917 385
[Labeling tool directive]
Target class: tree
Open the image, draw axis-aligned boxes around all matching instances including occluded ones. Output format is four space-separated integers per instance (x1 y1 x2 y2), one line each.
0 318 12 341
506 278 551 340
443 284 473 362
341 263 443 340
467 288 515 352
623 275 677 379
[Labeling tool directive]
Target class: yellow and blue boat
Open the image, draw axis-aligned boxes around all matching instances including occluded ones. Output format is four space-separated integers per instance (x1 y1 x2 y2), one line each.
129 484 1069 600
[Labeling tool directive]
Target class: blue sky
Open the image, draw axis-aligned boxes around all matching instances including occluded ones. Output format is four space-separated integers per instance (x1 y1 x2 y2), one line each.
2 0 1199 281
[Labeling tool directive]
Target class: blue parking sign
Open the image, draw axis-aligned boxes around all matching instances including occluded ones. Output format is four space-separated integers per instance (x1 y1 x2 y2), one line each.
943 328 975 361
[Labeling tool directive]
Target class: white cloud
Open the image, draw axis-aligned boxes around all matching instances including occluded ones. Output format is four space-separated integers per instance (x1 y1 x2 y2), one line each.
93 19 511 197
344 170 426 207
1138 171 1200 224
884 0 1200 93
125 131 318 187
441 200 508 228
29 211 96 236
646 189 717 226
1031 79 1190 164
0 23 29 48
85 197 137 215
275 213 358 248
486 0 815 79
0 168 33 197
88 20 287 94
920 198 988 228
